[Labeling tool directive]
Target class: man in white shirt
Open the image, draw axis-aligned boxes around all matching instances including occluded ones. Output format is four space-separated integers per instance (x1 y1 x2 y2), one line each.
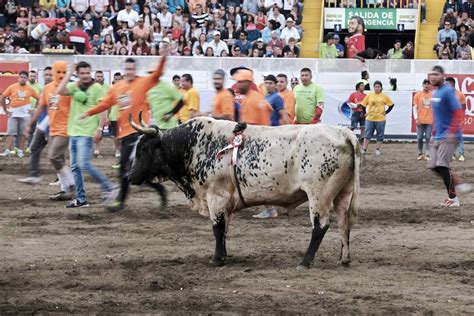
264 0 283 11
268 6 286 29
203 31 229 56
280 17 300 45
158 4 173 28
117 1 139 28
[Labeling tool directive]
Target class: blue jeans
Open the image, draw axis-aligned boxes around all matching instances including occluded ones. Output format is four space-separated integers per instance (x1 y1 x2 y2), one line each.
458 138 464 155
350 111 366 130
416 124 432 155
69 136 113 203
365 120 386 142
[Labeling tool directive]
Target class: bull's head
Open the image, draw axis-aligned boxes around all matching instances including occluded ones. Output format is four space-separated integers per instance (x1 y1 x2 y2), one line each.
129 112 169 185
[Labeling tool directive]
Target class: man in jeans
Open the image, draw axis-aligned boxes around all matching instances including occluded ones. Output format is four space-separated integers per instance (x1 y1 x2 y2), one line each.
57 61 116 208
413 79 433 161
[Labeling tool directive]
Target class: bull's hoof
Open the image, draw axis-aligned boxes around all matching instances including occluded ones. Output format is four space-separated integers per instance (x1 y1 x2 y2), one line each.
297 261 312 270
209 257 226 267
340 259 351 267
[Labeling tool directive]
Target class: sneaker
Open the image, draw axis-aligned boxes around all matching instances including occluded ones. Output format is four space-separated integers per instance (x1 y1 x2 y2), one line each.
105 200 124 212
101 188 119 205
65 199 89 208
375 149 382 156
25 147 31 155
49 191 73 201
455 183 472 195
12 147 19 156
94 150 101 158
440 197 460 207
253 207 278 219
17 176 42 185
111 164 121 169
425 155 431 161
17 149 24 158
1 149 11 157
115 150 121 158
417 154 423 161
422 19 427 24
49 179 60 186
459 155 465 162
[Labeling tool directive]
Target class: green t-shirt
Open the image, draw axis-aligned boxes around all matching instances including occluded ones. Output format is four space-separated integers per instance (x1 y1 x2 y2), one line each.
319 43 338 59
294 83 325 124
29 83 42 108
96 83 109 98
147 81 183 130
66 82 103 137
388 48 403 59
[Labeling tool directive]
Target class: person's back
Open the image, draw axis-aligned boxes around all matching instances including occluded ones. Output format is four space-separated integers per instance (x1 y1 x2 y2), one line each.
265 91 284 126
240 89 272 126
432 84 462 140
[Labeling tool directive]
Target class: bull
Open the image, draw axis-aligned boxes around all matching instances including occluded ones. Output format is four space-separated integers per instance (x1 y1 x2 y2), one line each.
129 115 360 268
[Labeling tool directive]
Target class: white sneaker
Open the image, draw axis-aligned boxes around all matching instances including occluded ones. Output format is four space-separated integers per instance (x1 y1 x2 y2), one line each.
49 179 60 186
115 150 121 158
17 176 42 185
455 183 472 195
1 149 11 157
17 149 24 158
440 197 460 207
375 149 382 155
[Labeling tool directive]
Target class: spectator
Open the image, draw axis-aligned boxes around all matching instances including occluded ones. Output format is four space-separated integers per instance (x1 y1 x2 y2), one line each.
225 6 242 31
16 8 29 28
170 20 184 40
158 4 173 29
261 20 278 44
12 28 31 50
412 79 433 160
457 11 471 26
457 23 470 39
389 77 397 91
402 41 415 59
252 47 261 57
464 0 474 18
191 3 209 28
187 0 207 14
132 37 149 55
173 6 184 26
264 0 283 11
132 16 151 40
334 34 345 57
116 34 131 54
83 13 94 36
150 18 164 44
208 0 222 12
66 15 80 32
441 8 458 27
176 34 188 54
100 17 115 41
140 5 156 28
203 30 229 56
387 40 403 59
231 45 242 56
438 39 455 59
49 30 67 48
245 16 261 42
283 37 299 57
101 34 115 53
255 9 267 30
233 31 253 56
67 19 91 54
252 37 266 55
319 34 337 59
168 0 185 14
188 20 201 40
280 17 300 45
243 0 261 17
56 0 72 19
436 21 457 49
443 0 460 14
90 33 101 49
353 47 386 62
268 6 285 29
194 45 204 56
205 21 218 42
71 0 89 19
222 20 238 47
268 29 283 48
39 0 56 18
211 11 226 31
273 45 284 57
456 36 472 58
117 1 139 28
90 0 110 21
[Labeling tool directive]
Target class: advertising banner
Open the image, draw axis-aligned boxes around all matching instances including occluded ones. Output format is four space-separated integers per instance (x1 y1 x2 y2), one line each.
324 8 418 30
0 62 30 134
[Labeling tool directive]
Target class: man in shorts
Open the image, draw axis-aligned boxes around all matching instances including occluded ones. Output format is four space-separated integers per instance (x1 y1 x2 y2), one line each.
347 82 367 142
1 71 40 158
428 66 471 207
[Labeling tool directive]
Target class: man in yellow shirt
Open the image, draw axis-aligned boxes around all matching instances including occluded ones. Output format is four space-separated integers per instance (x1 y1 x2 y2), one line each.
360 80 394 155
178 74 200 123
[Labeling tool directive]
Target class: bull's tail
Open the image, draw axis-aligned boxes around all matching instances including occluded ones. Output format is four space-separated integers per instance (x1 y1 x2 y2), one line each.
347 132 360 227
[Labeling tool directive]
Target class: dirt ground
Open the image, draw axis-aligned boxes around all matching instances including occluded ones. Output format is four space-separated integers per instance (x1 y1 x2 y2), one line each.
0 140 473 314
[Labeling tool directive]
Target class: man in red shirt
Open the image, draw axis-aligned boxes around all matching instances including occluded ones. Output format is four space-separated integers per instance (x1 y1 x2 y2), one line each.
347 82 367 141
66 18 91 54
347 16 365 59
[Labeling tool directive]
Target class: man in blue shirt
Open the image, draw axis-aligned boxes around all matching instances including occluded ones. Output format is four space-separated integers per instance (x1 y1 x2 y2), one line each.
233 31 253 57
428 66 471 207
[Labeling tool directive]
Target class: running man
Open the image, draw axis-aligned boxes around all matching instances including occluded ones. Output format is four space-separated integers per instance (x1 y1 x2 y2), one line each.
413 79 433 161
347 82 367 141
1 71 40 158
445 77 467 162
18 66 53 184
276 73 295 123
81 56 168 212
56 61 116 208
253 74 289 219
428 65 471 207
92 70 110 157
293 68 325 124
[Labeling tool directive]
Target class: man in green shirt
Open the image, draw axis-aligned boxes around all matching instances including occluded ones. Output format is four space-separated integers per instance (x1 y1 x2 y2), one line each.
57 61 116 208
147 80 184 129
293 68 325 124
319 34 338 59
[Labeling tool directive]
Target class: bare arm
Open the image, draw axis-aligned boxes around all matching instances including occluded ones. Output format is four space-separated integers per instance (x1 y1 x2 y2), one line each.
56 65 73 95
278 108 290 125
30 104 47 126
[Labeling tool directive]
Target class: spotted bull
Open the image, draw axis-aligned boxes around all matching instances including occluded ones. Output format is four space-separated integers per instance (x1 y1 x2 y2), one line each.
129 116 360 268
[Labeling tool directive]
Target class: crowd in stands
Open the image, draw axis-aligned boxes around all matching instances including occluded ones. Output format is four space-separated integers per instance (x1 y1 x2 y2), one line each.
435 0 474 59
0 0 304 57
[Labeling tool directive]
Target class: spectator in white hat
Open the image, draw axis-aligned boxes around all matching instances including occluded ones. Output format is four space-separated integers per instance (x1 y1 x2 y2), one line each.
280 17 300 45
203 30 229 56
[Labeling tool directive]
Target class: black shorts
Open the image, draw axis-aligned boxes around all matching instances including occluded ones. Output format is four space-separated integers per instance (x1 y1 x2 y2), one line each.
108 121 118 137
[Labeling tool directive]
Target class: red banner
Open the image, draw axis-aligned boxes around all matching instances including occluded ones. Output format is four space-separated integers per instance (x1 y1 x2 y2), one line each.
411 74 474 135
0 62 30 134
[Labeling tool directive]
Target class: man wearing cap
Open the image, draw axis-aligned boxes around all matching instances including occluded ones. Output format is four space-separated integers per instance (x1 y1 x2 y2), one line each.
427 65 471 207
334 34 345 58
280 17 300 45
456 36 472 59
117 1 140 28
211 69 234 120
203 31 229 56
413 79 433 161
293 68 324 124
252 37 266 55
268 30 283 48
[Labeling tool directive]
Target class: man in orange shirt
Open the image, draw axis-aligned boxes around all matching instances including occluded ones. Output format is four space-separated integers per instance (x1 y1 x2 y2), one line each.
212 69 234 120
81 56 167 212
413 79 433 161
446 77 467 162
1 71 40 158
276 73 295 122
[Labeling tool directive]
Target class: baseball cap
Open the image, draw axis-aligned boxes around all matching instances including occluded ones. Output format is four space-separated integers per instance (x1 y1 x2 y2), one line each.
214 30 221 36
333 34 340 40
125 1 132 5
230 65 252 76
232 69 254 82
271 30 278 35
257 38 263 42
214 69 226 77
286 17 294 22
263 74 277 83
162 37 171 44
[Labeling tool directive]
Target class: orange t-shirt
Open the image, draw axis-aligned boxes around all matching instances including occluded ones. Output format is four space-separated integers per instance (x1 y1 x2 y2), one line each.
40 82 71 137
413 90 433 125
212 89 234 119
86 58 166 139
279 89 295 121
2 83 39 108
239 89 272 126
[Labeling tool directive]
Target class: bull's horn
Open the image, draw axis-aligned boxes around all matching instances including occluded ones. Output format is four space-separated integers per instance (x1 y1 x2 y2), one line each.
139 111 147 128
128 113 158 136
